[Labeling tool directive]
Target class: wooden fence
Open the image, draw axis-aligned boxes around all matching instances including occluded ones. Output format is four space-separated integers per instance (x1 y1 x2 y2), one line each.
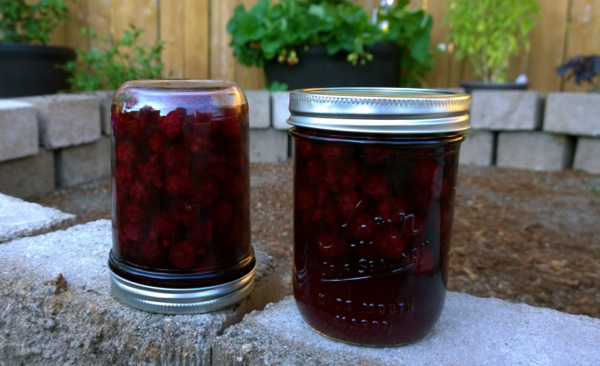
48 0 600 93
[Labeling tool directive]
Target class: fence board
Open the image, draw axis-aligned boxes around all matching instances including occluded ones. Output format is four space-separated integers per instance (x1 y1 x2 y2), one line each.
183 0 210 79
232 0 265 89
528 0 570 94
210 0 237 81
44 0 597 93
424 0 462 88
113 0 158 47
64 0 89 51
563 0 600 92
87 0 111 50
160 0 185 78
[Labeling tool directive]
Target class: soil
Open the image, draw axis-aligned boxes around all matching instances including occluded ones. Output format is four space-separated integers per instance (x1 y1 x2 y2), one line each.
29 163 600 319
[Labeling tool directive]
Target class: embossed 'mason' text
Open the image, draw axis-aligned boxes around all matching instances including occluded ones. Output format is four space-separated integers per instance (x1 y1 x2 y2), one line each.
318 293 414 317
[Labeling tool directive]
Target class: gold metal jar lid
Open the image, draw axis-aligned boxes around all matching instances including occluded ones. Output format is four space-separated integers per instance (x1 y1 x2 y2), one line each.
287 88 471 134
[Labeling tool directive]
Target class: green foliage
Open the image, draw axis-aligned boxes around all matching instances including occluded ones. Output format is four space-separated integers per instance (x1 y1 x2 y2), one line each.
0 0 70 44
64 25 166 92
265 81 289 91
227 0 433 87
443 0 540 83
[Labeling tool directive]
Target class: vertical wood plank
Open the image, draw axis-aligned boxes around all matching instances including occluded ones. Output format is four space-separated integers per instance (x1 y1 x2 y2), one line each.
113 0 159 47
563 0 600 92
425 0 461 88
233 0 265 89
210 0 237 81
87 0 112 50
184 0 210 79
64 0 89 50
161 0 186 78
48 18 67 46
528 0 570 93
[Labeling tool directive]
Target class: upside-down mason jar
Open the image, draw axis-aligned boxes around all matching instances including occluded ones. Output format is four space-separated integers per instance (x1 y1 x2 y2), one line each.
289 88 471 346
108 80 255 314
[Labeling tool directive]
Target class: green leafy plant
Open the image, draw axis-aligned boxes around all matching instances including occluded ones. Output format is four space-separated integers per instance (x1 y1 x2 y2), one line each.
64 25 166 92
443 0 540 83
0 0 70 44
265 81 289 91
227 0 433 87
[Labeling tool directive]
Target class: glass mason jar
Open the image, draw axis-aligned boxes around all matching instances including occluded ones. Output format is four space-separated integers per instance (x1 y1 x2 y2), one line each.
108 80 255 314
289 88 471 346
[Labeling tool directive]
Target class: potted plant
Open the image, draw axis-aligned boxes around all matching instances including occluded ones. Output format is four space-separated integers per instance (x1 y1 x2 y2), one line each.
0 0 75 97
442 0 540 94
227 0 433 89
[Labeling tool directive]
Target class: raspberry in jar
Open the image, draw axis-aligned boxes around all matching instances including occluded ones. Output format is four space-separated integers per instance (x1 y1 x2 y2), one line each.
108 80 255 314
288 88 471 346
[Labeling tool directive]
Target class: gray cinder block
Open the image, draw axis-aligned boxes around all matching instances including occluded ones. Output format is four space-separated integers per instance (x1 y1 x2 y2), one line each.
544 92 600 136
245 90 271 129
497 132 574 171
0 220 284 365
95 90 115 136
55 136 111 188
213 295 600 366
19 94 101 149
470 90 543 130
0 149 55 198
460 131 495 166
573 137 600 174
0 193 74 243
249 129 289 163
271 91 291 130
0 100 39 162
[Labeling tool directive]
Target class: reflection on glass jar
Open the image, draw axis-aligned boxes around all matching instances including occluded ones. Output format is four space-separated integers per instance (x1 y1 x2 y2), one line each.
289 88 471 346
108 80 255 314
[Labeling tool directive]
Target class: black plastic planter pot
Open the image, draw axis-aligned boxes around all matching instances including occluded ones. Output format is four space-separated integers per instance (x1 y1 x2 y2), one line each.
460 81 529 95
264 42 401 90
0 43 76 97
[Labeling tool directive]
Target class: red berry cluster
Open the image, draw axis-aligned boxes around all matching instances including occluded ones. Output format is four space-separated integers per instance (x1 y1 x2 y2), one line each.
112 101 250 272
293 132 459 275
292 128 462 346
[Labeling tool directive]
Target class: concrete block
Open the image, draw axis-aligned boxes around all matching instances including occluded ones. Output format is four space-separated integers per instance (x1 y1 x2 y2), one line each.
470 90 543 130
574 137 600 174
245 90 271 129
0 220 284 365
19 94 101 149
0 100 39 162
497 132 574 171
56 136 111 188
213 295 600 366
0 193 74 244
460 130 495 166
0 149 55 198
250 129 289 163
271 91 291 130
94 90 115 136
544 92 600 136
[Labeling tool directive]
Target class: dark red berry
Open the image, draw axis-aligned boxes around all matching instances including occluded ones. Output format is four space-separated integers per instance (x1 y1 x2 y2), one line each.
214 200 233 224
169 241 196 269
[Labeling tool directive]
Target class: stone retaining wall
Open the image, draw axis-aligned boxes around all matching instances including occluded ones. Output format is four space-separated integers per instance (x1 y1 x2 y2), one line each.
0 90 598 198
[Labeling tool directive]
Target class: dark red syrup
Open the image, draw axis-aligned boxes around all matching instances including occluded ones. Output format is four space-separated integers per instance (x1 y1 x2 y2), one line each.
291 127 463 346
109 98 253 288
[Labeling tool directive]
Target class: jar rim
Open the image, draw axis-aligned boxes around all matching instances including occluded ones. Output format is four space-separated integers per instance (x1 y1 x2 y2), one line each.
123 79 237 91
287 88 471 134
